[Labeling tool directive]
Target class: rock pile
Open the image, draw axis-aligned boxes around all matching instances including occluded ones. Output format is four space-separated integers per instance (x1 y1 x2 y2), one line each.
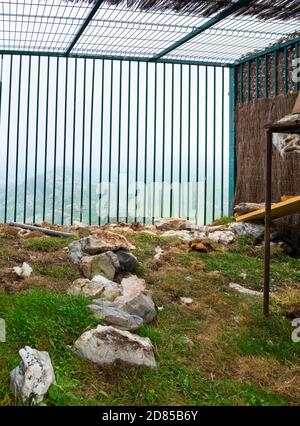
68 231 138 280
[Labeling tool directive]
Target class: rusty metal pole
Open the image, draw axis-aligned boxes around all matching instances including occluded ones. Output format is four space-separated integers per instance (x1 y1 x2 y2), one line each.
263 129 272 316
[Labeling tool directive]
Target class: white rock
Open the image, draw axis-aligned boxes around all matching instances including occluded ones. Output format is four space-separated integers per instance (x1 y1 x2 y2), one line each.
180 297 193 305
68 278 104 298
229 283 261 296
92 275 121 301
229 222 265 240
160 230 194 241
10 346 55 404
73 325 156 368
154 246 163 260
120 275 146 298
207 230 235 244
13 262 33 279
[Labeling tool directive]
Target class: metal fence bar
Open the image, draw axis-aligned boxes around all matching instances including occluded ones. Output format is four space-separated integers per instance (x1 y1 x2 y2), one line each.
0 55 231 227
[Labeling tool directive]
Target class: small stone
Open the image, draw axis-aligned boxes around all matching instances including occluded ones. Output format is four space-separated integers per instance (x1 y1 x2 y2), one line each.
180 297 193 305
10 346 55 404
229 283 261 296
177 336 194 347
13 262 33 279
68 278 104 298
73 325 156 368
87 303 144 331
115 250 139 273
154 246 163 260
80 251 119 280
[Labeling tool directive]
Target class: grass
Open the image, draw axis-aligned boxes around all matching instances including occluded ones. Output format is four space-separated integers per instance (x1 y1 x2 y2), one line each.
21 236 78 253
0 225 300 406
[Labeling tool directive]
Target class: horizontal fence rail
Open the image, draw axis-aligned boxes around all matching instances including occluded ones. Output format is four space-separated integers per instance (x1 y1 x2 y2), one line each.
0 54 230 226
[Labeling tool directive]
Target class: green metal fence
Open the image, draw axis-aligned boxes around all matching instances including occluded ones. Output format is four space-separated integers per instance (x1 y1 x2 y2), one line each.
0 54 231 226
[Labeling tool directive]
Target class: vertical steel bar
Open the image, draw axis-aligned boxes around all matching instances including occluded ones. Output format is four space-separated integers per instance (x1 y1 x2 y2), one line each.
71 58 77 225
187 65 191 220
203 66 208 224
228 67 236 217
14 55 22 222
160 63 166 218
52 57 60 224
152 62 157 224
61 58 69 225
212 66 216 221
107 60 114 224
80 58 86 223
33 56 40 223
195 65 200 224
126 61 131 223
43 57 50 222
143 62 148 224
24 56 31 224
170 63 174 218
4 56 13 223
117 60 122 222
88 59 95 226
134 61 140 222
99 59 105 225
179 64 183 218
221 66 225 217
264 129 272 316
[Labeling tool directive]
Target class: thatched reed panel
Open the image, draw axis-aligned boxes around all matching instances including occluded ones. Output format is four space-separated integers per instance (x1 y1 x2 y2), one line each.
234 94 300 249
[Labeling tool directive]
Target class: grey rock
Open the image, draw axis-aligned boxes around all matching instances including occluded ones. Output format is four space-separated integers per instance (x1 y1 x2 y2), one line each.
92 275 121 301
87 303 143 331
116 250 139 273
229 222 265 240
68 278 104 298
80 231 134 254
120 275 146 298
80 251 119 280
10 346 55 404
114 292 156 323
68 240 83 265
73 325 156 368
155 217 197 231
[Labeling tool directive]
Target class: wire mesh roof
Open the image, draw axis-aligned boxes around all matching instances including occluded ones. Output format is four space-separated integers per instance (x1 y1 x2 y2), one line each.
0 1 300 65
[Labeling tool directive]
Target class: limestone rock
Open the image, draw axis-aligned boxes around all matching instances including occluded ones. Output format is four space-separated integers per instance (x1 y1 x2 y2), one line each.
207 230 235 244
229 222 265 240
92 275 121 301
114 292 156 323
155 217 197 231
180 297 193 305
10 346 55 404
80 251 119 280
68 278 104 298
229 283 261 296
81 231 134 254
68 240 83 265
120 275 146 298
115 250 139 273
87 302 143 331
73 325 156 368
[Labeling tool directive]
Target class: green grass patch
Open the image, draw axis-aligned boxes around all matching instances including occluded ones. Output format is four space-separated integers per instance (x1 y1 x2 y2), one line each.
32 262 80 280
212 216 235 226
22 236 78 253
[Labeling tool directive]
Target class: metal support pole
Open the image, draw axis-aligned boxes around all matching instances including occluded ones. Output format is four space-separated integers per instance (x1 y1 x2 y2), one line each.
264 129 272 316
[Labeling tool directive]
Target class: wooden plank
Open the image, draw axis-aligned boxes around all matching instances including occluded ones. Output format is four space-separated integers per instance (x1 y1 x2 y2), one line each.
236 196 300 222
